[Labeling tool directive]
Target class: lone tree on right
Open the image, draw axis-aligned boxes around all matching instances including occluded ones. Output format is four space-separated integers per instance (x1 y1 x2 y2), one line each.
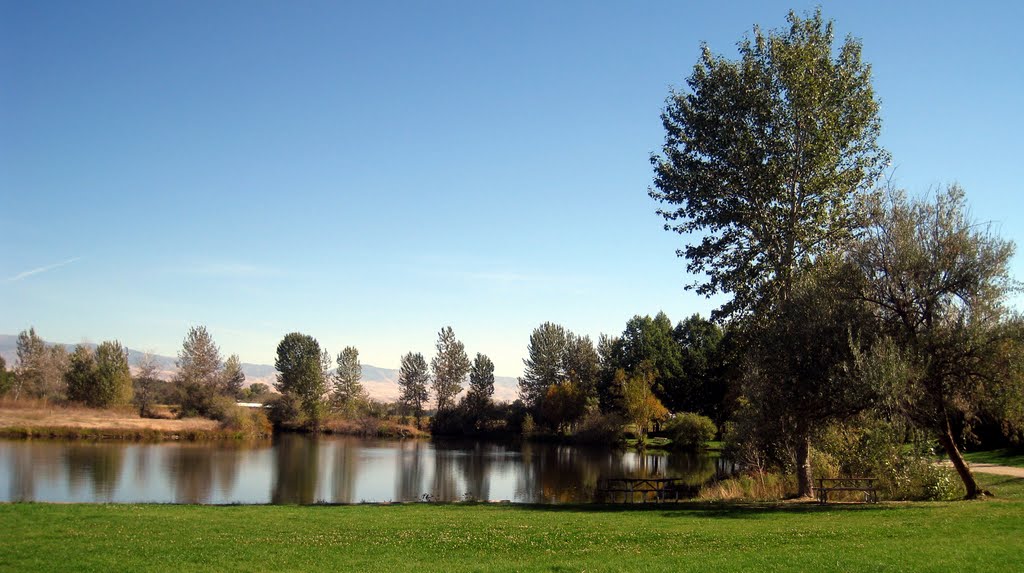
852 185 1023 499
649 9 889 497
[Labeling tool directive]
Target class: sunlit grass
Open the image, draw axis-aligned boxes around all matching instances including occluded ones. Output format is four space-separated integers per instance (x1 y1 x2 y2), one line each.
964 447 1024 468
3 474 1021 572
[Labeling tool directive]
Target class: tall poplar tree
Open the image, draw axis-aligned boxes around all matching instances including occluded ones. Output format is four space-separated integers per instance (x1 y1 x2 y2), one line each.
331 346 365 416
430 326 470 413
398 352 430 429
649 8 889 497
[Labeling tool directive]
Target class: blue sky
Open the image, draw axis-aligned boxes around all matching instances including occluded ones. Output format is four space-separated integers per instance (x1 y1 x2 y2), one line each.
2 1 1021 376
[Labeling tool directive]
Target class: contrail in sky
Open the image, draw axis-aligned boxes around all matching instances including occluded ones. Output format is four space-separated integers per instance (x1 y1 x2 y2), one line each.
5 257 82 282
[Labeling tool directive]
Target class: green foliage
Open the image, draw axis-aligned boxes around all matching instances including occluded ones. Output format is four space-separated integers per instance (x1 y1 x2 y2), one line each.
518 322 568 407
64 341 133 408
430 326 470 413
65 345 97 405
521 412 535 436
274 332 328 428
815 418 962 501
398 352 430 429
673 314 728 421
650 8 888 320
620 367 669 442
132 352 161 417
852 185 1022 497
572 411 626 445
331 346 365 416
459 353 495 431
13 327 68 400
221 354 246 400
0 356 13 395
666 412 717 450
540 381 588 434
267 393 302 428
243 382 272 403
175 326 223 417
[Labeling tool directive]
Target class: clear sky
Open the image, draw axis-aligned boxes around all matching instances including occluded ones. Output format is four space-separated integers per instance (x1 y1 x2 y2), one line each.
2 0 1021 377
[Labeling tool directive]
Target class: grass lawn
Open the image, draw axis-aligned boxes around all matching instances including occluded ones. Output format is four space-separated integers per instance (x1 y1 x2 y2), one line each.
964 447 1024 468
2 474 1022 572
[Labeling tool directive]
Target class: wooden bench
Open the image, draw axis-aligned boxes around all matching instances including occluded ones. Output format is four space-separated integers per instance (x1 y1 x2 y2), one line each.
595 478 693 503
816 477 878 504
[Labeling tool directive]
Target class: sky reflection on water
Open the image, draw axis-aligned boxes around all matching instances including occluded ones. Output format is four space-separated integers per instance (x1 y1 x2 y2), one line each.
0 435 732 504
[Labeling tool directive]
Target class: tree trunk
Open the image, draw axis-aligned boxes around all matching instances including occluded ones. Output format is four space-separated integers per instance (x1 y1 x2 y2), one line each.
796 431 814 498
938 418 982 499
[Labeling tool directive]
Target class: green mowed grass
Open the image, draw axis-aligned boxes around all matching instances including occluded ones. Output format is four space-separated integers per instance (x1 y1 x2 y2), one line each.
964 447 1024 468
3 475 1022 572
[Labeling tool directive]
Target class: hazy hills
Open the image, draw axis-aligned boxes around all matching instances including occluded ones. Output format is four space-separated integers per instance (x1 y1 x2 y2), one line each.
0 335 520 403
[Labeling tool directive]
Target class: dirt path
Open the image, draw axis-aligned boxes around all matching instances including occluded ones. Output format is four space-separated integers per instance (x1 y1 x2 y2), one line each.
965 463 1024 478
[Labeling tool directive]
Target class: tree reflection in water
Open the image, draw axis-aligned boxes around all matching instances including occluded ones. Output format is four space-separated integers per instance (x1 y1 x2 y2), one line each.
64 443 124 501
271 433 320 504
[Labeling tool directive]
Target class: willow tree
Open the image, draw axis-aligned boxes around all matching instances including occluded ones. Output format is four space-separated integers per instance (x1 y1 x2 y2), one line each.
852 186 1023 499
649 9 889 496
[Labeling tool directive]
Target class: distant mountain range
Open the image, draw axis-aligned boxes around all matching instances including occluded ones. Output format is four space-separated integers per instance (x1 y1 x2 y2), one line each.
0 335 520 403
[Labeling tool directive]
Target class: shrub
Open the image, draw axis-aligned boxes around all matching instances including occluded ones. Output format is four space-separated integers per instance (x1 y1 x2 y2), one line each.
218 403 272 438
666 412 717 450
815 417 964 500
267 393 302 428
573 412 625 445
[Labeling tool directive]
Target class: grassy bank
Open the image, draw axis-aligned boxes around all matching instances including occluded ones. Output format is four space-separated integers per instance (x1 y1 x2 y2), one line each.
2 475 1021 572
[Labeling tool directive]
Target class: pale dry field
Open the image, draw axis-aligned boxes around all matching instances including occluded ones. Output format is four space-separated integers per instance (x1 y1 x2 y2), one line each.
0 400 218 432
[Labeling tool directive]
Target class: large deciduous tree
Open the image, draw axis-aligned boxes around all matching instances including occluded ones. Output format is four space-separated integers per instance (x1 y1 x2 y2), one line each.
134 351 161 417
398 352 430 429
65 341 133 408
462 353 496 430
175 326 222 417
650 8 888 320
13 327 68 400
431 327 470 413
649 8 889 497
852 185 1023 498
275 332 328 427
518 322 568 408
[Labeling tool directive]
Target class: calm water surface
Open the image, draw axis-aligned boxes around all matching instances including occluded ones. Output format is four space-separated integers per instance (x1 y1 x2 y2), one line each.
0 435 733 504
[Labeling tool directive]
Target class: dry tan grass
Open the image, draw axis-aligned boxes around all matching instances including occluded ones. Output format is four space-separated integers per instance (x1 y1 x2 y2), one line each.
0 400 218 432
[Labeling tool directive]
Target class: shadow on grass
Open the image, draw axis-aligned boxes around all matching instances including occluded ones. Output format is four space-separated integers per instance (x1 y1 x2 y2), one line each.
500 499 902 518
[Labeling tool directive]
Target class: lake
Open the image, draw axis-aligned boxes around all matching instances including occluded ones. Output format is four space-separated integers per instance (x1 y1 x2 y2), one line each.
0 435 734 504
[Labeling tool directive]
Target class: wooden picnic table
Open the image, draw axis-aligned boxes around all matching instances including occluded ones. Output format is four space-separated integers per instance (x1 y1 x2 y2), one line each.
816 477 878 504
595 477 692 503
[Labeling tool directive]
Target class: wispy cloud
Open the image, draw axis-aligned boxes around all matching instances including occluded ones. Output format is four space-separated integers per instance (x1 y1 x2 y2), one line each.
5 257 82 282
